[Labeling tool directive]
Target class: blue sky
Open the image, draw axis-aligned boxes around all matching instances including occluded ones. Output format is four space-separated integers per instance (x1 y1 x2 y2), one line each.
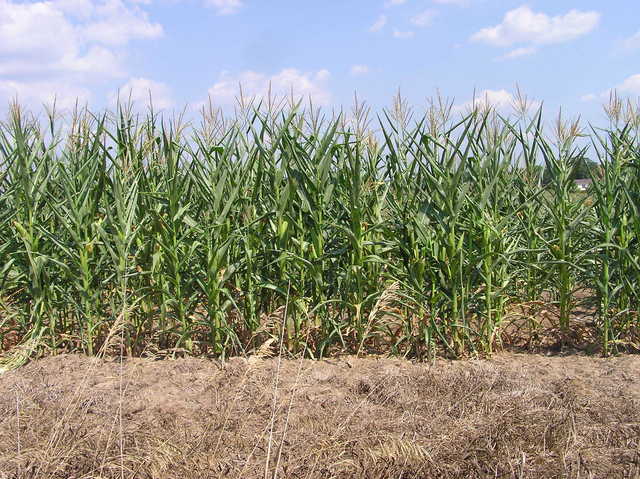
1 0 639 123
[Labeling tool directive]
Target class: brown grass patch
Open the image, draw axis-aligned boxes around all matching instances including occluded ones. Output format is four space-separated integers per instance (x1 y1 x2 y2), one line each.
1 353 639 478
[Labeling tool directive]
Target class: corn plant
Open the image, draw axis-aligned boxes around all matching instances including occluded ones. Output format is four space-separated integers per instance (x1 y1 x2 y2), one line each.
1 97 640 363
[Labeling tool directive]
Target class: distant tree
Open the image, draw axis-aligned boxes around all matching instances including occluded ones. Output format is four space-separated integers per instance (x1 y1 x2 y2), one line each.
541 158 599 185
571 158 599 180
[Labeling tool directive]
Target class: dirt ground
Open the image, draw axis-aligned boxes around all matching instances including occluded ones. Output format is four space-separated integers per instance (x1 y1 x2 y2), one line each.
0 353 639 479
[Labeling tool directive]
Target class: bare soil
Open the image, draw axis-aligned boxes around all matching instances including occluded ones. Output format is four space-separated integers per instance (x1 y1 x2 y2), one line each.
1 353 639 478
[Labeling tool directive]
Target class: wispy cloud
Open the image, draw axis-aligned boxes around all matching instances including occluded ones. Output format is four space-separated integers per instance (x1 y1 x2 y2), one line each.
369 14 387 32
350 65 370 76
393 29 415 39
497 46 537 61
384 0 406 7
205 0 243 15
623 31 640 50
410 9 437 28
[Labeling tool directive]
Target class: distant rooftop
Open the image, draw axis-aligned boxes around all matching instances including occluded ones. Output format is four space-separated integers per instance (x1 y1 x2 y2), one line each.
574 178 593 190
574 179 593 185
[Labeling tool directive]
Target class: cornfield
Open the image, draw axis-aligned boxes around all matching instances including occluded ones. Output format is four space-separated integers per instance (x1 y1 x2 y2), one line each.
1 94 640 362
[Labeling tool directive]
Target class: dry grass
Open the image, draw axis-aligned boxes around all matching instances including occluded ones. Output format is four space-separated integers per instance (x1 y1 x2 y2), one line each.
1 353 639 478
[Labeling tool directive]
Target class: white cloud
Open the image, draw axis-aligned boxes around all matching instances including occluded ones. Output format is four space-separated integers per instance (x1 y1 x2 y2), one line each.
369 14 387 32
206 68 332 107
0 0 79 61
64 46 123 74
0 45 122 78
80 0 163 46
0 0 163 108
205 0 242 15
454 89 541 114
497 46 537 61
384 0 406 6
471 6 600 47
467 89 514 110
350 64 370 76
0 80 91 110
410 9 437 28
0 0 162 54
109 77 174 109
616 74 640 95
583 74 640 102
54 0 96 18
393 29 415 39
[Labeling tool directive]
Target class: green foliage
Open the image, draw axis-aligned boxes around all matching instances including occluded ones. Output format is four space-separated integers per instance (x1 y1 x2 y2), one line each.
542 157 599 184
1 99 639 361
